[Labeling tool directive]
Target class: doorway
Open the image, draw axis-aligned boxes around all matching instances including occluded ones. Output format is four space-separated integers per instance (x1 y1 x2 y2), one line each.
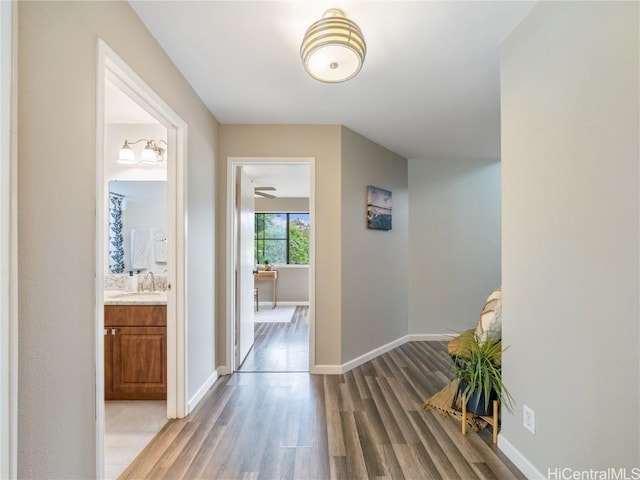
227 158 316 374
95 40 187 479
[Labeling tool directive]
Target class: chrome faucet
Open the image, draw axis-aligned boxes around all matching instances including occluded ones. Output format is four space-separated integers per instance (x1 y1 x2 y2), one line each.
144 271 156 292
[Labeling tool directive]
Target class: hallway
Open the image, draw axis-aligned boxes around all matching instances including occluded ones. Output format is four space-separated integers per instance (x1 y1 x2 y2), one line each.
239 305 309 372
119 342 524 479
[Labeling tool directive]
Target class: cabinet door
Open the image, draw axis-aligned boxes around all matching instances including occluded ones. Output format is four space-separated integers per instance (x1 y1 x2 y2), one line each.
104 328 114 397
112 326 167 400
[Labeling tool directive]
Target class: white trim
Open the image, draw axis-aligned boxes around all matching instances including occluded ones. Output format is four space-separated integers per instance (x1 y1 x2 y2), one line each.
313 365 344 375
96 39 188 479
0 2 18 477
95 41 107 480
257 301 309 307
341 335 409 373
226 158 316 374
187 371 218 412
315 336 410 375
307 334 463 375
216 366 231 376
408 334 455 342
498 435 546 479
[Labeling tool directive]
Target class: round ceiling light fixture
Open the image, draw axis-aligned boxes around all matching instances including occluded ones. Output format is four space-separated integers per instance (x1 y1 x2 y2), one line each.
300 8 366 83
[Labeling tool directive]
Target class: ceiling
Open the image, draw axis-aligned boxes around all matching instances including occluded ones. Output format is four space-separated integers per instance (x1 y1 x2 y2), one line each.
105 79 159 124
129 1 536 161
244 164 310 198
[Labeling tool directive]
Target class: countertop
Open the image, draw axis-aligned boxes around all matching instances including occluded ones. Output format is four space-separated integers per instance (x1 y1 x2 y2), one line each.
104 290 167 305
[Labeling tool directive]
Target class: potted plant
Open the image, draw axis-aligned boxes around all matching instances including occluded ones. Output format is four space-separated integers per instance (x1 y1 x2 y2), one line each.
452 333 513 416
261 258 271 271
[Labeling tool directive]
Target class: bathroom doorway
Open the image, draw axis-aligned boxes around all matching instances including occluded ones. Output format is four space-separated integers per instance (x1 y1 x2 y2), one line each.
96 40 187 479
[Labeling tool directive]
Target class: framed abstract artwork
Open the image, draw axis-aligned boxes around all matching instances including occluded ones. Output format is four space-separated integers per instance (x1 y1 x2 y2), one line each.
367 186 392 230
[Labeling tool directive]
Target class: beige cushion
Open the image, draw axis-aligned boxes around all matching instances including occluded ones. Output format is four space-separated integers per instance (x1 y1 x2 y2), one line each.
486 287 501 302
475 288 502 343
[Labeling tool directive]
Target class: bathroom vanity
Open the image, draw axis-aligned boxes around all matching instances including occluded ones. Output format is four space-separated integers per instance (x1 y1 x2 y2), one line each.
104 292 167 400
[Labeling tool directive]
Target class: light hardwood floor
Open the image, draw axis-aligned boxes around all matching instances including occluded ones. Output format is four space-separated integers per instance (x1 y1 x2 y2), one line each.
239 306 309 372
120 334 524 479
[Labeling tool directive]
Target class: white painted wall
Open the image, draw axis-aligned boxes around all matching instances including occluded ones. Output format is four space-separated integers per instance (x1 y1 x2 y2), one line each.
408 159 501 335
255 267 309 304
340 127 408 362
17 2 218 477
501 1 639 474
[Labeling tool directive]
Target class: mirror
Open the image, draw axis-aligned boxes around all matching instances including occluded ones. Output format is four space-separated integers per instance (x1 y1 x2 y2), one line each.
108 180 167 274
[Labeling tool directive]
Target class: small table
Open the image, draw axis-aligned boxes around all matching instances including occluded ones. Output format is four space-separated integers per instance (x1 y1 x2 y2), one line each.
254 270 277 309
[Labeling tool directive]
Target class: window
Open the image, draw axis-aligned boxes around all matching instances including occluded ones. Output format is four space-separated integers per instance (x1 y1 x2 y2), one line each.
255 212 310 265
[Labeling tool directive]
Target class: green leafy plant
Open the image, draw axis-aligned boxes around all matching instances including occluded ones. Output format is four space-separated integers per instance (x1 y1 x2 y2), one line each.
453 333 514 414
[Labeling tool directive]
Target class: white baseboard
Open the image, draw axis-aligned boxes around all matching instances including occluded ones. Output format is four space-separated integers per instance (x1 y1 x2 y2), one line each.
311 336 410 375
187 371 218 413
257 301 309 307
311 364 343 375
408 334 455 342
498 435 545 479
341 335 409 373
313 334 466 374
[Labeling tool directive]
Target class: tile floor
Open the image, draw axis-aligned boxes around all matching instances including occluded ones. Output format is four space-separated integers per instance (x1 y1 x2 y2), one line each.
104 400 167 480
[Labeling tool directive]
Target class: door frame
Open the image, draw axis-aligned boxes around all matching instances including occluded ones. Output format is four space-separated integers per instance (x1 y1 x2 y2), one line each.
0 1 18 477
225 157 316 373
95 39 188 478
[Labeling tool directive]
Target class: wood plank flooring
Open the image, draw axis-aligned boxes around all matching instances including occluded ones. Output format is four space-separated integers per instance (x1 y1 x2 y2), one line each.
239 306 309 372
120 340 524 479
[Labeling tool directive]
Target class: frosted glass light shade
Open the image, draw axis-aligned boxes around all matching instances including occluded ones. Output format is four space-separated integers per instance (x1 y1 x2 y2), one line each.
117 142 136 165
140 143 157 164
301 8 366 83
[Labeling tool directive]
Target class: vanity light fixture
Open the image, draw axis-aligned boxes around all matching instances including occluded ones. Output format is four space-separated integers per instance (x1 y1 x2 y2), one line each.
117 139 167 165
300 8 366 83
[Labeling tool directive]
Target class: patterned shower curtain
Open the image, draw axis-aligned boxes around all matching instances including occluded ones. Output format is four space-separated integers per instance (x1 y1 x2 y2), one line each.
109 192 125 273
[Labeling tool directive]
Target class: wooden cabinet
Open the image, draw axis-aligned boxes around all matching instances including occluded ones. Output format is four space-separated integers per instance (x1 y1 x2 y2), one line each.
105 305 167 400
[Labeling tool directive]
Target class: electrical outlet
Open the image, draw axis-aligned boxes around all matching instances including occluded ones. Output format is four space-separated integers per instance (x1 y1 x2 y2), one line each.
523 405 536 434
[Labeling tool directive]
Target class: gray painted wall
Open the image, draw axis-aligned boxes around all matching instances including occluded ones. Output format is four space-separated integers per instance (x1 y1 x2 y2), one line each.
219 126 408 367
408 159 501 335
18 2 218 477
501 1 639 472
340 127 408 361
